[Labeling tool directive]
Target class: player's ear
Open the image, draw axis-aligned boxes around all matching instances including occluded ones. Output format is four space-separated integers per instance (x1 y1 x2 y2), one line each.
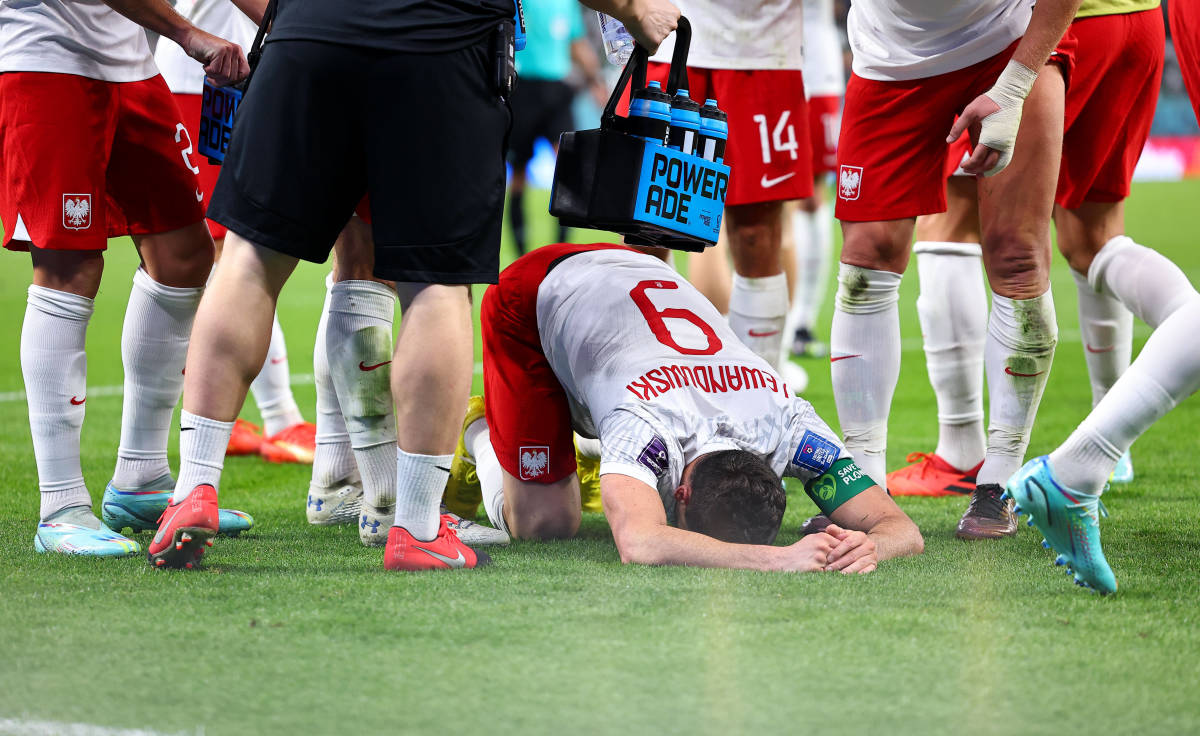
673 484 691 530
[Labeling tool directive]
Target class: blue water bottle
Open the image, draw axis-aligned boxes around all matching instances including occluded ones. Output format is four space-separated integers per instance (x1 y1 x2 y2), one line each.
628 81 672 145
698 98 728 163
667 90 702 155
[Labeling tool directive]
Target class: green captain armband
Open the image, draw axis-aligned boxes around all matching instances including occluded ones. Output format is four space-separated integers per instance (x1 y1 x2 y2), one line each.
804 458 875 515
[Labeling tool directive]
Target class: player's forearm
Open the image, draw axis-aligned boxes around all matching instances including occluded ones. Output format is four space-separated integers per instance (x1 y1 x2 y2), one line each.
866 517 924 563
615 524 785 571
1011 0 1083 72
101 0 193 47
229 0 268 26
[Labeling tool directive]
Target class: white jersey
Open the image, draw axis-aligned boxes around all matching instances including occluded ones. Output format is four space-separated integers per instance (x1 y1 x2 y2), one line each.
535 249 848 522
650 0 803 72
847 0 1034 82
801 0 844 98
155 0 257 94
0 0 157 82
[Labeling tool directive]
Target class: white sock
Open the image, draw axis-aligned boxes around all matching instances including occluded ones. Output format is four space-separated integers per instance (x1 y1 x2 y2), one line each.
914 242 987 471
250 314 303 436
785 203 833 336
23 285 93 520
311 277 356 487
112 269 202 488
1072 268 1132 407
173 411 234 502
1050 296 1200 492
468 420 510 535
1088 235 1195 329
830 263 902 491
728 272 789 370
327 280 397 508
1049 237 1200 492
978 289 1057 487
393 448 454 541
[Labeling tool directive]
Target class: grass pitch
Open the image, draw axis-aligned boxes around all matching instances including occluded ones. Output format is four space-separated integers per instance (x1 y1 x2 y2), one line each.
1 183 1199 735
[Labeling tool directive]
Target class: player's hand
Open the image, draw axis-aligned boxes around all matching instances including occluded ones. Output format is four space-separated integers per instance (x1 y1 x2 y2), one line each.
946 60 1038 178
821 523 878 575
776 532 839 573
181 27 250 86
624 0 681 54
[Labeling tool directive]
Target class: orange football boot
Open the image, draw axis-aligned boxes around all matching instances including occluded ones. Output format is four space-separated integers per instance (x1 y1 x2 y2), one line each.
384 517 490 571
886 452 981 497
226 418 264 456
147 484 219 569
259 422 317 464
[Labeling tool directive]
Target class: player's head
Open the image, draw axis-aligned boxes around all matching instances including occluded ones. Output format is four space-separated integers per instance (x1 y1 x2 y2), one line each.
679 450 786 545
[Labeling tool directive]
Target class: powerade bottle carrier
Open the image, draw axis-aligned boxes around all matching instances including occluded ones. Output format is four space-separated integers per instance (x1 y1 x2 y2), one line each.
550 17 730 252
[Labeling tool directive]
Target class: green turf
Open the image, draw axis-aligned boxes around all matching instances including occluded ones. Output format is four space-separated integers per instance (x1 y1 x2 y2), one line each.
2 184 1199 735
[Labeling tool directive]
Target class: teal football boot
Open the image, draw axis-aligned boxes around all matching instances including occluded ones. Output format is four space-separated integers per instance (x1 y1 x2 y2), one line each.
1006 456 1116 595
102 474 254 537
35 505 141 557
1110 450 1134 484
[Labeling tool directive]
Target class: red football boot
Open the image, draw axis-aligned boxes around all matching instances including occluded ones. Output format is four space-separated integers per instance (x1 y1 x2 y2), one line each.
226 418 264 456
384 517 491 571
260 422 316 464
886 452 981 497
147 484 219 569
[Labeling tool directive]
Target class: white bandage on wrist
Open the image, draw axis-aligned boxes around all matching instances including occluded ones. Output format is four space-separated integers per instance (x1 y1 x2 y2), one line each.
979 60 1039 177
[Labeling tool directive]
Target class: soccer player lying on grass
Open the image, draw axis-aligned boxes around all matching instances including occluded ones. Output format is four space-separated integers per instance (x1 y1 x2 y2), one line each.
420 243 924 574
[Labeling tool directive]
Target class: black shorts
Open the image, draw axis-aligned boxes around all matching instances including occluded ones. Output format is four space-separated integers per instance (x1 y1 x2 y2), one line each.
508 78 575 166
208 38 511 283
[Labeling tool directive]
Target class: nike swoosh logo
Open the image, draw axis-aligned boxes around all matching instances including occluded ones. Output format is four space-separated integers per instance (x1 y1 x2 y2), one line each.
70 396 85 405
1004 367 1046 377
435 466 452 474
1085 344 1115 354
760 172 796 188
359 360 391 371
830 354 861 363
181 427 195 432
195 189 204 202
747 329 779 338
413 544 466 568
270 356 287 364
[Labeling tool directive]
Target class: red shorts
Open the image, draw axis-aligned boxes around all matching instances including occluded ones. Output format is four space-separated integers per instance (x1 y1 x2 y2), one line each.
633 64 813 205
835 38 1076 222
944 131 973 179
173 93 227 239
808 94 841 175
1171 0 1200 122
1057 10 1164 209
481 242 633 484
0 73 205 251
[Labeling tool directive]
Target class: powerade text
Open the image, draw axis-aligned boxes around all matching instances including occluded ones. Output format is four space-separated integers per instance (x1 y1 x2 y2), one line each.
198 81 242 163
634 148 727 241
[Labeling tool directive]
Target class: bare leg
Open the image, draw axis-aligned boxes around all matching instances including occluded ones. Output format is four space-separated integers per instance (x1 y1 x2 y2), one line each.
686 225 732 313
389 282 474 541
181 232 297 422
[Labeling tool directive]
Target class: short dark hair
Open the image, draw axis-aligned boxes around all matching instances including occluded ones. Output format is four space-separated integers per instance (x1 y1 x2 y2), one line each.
685 450 786 545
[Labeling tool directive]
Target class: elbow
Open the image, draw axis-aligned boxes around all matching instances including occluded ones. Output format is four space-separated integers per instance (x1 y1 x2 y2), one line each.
905 520 925 558
614 532 661 566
